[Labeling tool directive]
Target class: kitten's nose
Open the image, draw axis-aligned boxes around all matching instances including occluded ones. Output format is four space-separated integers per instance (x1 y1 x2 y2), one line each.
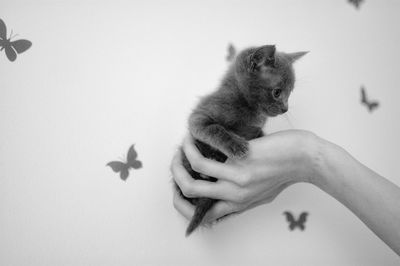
281 106 288 113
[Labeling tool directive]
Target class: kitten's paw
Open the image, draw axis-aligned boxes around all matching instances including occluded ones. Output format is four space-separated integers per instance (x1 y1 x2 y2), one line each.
224 139 249 159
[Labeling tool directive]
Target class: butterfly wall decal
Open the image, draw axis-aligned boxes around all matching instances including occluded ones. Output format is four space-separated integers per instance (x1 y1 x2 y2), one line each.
0 19 32 62
107 144 143 181
226 43 236 62
360 86 379 113
283 211 309 231
348 0 364 9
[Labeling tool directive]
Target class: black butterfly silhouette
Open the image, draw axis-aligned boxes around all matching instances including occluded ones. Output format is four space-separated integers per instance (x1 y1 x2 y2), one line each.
283 211 309 231
107 144 142 181
226 43 236 62
348 0 364 9
0 19 32 62
361 86 379 113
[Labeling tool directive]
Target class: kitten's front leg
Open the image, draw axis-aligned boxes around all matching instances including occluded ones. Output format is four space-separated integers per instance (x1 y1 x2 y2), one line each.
189 113 248 159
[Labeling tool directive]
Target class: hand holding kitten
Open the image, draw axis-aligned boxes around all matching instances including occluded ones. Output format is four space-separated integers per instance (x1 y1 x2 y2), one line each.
172 130 319 223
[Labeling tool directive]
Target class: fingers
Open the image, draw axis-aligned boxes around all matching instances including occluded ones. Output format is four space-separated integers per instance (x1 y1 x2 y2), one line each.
171 150 241 201
173 186 194 220
203 201 241 223
182 134 247 185
173 185 239 226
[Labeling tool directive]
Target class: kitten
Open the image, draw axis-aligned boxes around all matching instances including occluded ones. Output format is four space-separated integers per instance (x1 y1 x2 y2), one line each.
177 44 307 236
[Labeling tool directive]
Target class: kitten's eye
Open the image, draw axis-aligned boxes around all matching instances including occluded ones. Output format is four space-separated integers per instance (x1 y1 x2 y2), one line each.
272 89 282 99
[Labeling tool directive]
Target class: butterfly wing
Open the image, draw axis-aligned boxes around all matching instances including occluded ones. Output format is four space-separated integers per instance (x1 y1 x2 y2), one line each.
368 102 379 112
127 144 138 163
297 212 309 230
298 212 309 224
131 160 142 169
361 86 367 104
126 145 142 169
283 211 295 223
106 161 126 173
107 161 131 181
119 168 130 181
0 19 7 40
11 39 32 54
283 211 296 230
4 45 17 62
361 86 380 112
0 38 5 49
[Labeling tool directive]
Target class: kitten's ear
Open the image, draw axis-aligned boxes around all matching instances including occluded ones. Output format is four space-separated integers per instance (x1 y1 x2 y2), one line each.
248 45 276 72
286 51 308 63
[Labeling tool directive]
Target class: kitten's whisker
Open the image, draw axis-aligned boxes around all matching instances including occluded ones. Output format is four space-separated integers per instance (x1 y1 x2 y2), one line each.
283 112 295 129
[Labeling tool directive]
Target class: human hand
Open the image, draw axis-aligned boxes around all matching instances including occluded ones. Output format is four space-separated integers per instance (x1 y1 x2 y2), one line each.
171 130 320 224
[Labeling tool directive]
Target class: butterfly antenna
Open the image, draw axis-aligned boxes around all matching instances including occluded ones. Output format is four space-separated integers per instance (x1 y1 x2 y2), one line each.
9 30 18 40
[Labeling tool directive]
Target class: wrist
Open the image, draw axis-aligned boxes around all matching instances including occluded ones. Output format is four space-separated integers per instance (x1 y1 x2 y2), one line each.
286 130 325 184
306 134 342 189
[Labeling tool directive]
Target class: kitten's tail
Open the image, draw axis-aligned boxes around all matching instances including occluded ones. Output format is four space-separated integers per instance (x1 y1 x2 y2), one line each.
186 198 216 236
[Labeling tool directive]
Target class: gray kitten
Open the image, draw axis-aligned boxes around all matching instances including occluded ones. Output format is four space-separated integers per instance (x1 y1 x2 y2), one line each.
177 44 307 236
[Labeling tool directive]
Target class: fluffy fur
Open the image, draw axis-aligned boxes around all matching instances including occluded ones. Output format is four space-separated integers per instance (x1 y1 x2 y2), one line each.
177 45 307 236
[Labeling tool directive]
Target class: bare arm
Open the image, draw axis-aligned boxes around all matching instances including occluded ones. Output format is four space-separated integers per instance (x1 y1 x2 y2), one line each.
313 139 400 255
171 130 400 255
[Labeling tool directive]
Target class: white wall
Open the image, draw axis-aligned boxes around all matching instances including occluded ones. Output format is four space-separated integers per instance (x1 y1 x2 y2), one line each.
1 0 399 265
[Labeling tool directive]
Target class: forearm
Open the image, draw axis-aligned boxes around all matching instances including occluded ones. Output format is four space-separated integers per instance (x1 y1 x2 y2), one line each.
311 138 400 255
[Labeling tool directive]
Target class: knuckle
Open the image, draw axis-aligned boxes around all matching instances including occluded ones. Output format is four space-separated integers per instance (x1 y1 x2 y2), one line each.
181 183 195 198
190 160 203 173
236 172 250 187
235 190 250 204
